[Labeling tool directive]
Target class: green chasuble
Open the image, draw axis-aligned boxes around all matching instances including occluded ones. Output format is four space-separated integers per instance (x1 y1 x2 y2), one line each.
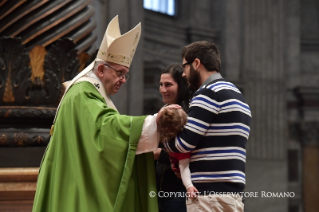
32 82 158 212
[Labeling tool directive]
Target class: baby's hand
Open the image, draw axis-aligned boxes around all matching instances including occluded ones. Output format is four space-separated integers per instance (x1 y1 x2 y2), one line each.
187 186 199 199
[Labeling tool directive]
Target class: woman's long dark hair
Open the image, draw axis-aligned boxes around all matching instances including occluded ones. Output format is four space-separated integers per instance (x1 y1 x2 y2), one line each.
161 64 190 112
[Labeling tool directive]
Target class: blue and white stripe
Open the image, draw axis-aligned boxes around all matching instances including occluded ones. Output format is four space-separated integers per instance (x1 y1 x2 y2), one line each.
184 117 209 135
205 123 250 139
163 139 174 152
190 95 220 114
190 147 246 163
174 136 196 153
164 136 196 153
219 99 251 117
191 171 245 184
206 82 241 93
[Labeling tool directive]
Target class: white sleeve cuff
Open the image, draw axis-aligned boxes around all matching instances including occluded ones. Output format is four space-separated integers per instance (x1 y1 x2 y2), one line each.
136 114 159 155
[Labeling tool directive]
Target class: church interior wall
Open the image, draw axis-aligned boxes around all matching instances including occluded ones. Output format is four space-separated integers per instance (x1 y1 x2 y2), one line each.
0 0 318 211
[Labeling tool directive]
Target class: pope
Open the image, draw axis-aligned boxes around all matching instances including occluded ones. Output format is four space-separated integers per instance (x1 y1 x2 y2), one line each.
32 16 173 212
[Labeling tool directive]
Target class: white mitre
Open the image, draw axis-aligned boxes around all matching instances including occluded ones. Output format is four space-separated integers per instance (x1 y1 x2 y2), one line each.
62 15 141 90
98 15 141 67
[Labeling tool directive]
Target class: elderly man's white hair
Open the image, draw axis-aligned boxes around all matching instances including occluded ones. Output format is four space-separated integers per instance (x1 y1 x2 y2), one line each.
92 58 107 73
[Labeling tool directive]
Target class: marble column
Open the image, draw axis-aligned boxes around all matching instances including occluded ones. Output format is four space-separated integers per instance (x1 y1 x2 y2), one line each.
241 0 288 211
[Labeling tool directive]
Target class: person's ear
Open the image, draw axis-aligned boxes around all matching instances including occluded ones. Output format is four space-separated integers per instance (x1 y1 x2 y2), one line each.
96 64 104 77
193 58 201 71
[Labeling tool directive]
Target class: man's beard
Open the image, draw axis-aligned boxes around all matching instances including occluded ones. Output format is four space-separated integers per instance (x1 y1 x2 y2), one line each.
188 65 201 91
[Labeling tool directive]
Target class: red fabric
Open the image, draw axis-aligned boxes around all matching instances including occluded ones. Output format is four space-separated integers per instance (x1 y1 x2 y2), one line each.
168 152 191 174
169 155 180 173
169 152 191 160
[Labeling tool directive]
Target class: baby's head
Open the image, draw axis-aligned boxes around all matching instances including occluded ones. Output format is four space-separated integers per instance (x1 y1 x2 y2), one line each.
158 107 187 142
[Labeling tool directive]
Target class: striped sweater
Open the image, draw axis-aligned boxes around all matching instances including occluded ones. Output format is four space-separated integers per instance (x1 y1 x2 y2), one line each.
164 77 251 193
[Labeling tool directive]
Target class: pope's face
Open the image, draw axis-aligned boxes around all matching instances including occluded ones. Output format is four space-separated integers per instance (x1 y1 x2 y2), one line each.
99 62 129 95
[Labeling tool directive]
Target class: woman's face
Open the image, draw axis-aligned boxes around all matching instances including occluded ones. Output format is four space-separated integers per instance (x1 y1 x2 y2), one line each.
159 73 179 104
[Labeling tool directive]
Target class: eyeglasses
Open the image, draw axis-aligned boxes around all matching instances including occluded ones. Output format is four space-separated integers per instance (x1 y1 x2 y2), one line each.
180 60 194 70
104 64 129 81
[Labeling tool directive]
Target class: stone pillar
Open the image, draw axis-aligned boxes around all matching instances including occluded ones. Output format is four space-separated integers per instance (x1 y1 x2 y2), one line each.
91 0 108 46
241 0 288 211
285 0 302 211
285 0 301 90
223 0 243 81
298 0 319 208
187 0 219 44
243 0 286 160
127 0 144 115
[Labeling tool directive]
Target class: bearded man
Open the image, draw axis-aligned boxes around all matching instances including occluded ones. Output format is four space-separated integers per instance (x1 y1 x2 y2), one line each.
164 41 252 212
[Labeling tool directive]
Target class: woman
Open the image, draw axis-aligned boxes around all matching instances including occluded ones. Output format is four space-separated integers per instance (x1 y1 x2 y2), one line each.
154 64 190 212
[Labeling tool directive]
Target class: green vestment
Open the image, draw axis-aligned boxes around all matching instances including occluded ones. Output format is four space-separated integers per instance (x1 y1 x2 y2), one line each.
32 82 158 212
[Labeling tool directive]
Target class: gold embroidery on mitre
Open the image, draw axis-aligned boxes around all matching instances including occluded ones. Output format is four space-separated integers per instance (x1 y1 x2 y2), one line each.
107 53 130 65
130 31 140 61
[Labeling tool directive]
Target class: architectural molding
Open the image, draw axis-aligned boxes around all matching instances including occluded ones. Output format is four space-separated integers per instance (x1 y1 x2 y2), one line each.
0 167 38 211
301 39 319 51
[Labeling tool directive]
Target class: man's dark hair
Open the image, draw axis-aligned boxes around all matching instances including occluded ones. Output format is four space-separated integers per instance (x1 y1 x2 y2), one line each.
161 64 190 112
182 41 221 72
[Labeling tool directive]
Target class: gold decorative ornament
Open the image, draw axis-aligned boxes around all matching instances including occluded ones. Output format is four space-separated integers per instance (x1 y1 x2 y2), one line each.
0 135 7 145
14 132 28 146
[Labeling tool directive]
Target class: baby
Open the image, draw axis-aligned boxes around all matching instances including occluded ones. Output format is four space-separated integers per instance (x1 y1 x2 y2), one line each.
157 107 198 198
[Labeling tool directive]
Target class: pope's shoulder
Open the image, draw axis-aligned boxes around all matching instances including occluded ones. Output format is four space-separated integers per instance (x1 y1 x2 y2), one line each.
63 81 104 101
